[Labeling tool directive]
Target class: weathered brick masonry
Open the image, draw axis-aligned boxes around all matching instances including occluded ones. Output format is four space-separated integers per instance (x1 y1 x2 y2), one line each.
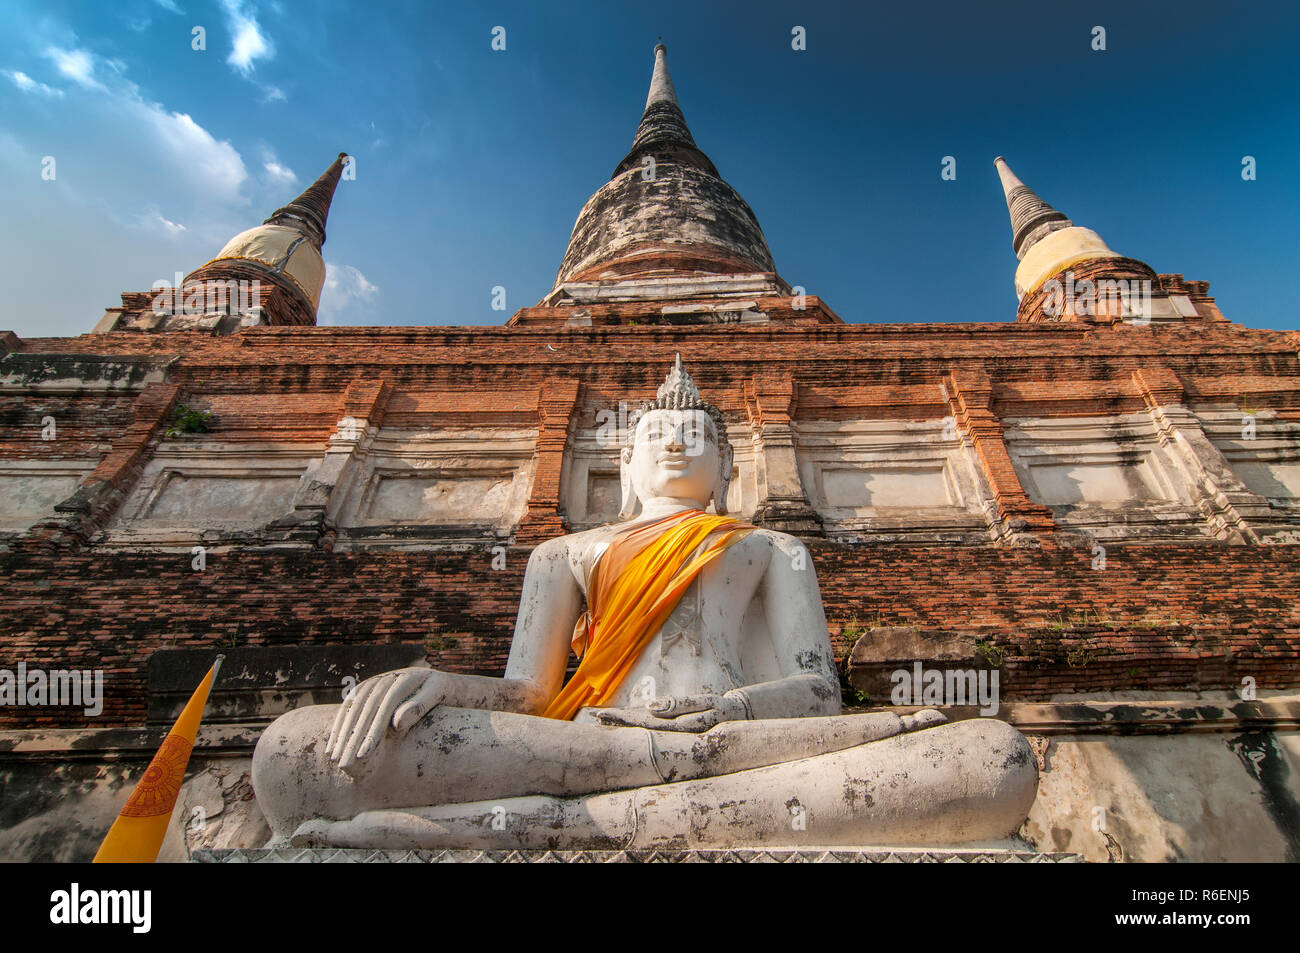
2 42 1298 740
1 321 1298 727
5 40 1299 868
1 540 1298 728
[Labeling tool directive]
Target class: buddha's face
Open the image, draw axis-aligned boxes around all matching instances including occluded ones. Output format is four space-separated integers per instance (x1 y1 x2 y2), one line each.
623 408 723 508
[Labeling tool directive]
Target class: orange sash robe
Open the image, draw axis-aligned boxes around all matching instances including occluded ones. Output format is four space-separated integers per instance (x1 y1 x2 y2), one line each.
541 509 754 721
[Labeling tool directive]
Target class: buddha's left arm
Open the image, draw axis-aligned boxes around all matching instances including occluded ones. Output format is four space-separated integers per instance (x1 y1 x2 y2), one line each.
728 533 842 719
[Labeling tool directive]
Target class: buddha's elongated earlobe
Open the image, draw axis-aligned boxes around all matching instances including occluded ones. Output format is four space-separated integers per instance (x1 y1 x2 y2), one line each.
714 443 733 515
618 445 638 520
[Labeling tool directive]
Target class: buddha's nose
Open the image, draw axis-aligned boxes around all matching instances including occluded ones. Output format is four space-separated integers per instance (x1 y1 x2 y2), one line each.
663 427 686 452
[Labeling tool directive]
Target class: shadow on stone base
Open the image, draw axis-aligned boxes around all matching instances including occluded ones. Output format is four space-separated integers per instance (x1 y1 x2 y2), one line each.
193 847 1084 863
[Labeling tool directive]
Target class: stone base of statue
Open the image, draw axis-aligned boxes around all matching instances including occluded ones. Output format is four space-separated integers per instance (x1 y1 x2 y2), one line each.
194 845 1083 863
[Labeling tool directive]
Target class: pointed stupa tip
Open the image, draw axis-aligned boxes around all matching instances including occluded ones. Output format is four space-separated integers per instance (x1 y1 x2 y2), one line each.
993 155 1071 259
265 151 350 248
613 41 714 178
646 42 678 110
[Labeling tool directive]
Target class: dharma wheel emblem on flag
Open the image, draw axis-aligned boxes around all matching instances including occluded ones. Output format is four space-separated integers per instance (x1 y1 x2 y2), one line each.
119 734 193 817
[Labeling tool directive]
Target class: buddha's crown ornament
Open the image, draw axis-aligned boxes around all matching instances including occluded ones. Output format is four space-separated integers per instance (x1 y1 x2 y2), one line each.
629 355 729 450
656 353 704 409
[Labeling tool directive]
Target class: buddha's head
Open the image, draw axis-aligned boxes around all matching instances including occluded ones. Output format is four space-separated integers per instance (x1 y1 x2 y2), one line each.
619 355 733 519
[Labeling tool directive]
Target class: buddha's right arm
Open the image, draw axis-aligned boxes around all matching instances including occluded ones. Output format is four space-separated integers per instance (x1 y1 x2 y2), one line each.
420 535 584 717
427 672 552 715
328 538 583 770
499 536 585 713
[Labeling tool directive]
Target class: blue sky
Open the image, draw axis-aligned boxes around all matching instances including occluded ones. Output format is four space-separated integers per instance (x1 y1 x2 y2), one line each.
1 0 1297 336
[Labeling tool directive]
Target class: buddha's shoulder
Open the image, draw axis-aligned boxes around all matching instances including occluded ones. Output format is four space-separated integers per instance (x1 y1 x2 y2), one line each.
526 524 619 567
526 521 803 564
733 525 805 562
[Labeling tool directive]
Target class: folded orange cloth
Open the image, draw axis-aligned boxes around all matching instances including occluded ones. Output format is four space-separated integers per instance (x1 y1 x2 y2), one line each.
542 509 754 721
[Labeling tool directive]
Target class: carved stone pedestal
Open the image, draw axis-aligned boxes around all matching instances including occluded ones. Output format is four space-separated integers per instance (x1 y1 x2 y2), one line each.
194 846 1083 864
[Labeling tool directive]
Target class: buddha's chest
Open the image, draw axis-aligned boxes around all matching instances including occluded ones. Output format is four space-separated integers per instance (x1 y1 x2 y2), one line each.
605 537 771 701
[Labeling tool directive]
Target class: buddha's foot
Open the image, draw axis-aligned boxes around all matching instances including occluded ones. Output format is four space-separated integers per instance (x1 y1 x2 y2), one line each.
900 708 947 731
290 819 340 848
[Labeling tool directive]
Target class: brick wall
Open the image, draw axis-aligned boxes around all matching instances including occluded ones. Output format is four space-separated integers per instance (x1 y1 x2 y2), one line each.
0 393 136 461
1 540 1297 728
2 318 1298 728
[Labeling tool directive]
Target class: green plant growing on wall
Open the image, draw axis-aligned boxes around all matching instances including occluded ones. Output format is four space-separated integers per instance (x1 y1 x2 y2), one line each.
1136 612 1180 629
835 616 876 674
1067 645 1101 668
426 634 456 653
1044 607 1121 632
839 617 865 647
166 403 214 438
974 638 1005 668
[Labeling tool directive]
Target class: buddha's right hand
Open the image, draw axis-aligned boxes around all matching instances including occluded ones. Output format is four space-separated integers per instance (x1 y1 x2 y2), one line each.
326 668 447 774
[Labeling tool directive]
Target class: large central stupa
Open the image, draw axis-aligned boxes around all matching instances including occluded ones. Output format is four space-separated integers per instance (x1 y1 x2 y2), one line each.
547 44 781 297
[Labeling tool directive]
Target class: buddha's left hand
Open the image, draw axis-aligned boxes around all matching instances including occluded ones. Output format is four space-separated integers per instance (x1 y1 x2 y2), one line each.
594 692 749 732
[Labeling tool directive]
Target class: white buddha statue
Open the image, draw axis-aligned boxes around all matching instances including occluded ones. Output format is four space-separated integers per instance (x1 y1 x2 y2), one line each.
252 357 1038 850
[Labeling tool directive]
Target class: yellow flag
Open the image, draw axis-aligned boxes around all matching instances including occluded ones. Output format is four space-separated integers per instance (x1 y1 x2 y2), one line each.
93 656 223 863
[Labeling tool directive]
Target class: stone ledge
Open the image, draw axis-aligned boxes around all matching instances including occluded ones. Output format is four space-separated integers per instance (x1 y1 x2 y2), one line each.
0 723 266 762
0 351 176 389
5 692 1297 760
193 847 1084 864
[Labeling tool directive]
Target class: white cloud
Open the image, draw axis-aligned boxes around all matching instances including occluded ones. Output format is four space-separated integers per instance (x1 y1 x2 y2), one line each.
220 0 275 75
263 159 297 184
142 210 188 235
135 106 248 203
44 46 103 90
33 43 250 204
153 0 183 12
261 84 286 103
319 263 379 325
5 70 63 96
0 22 316 336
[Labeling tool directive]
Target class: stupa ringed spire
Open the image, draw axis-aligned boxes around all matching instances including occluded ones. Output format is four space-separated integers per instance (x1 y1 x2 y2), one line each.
613 42 717 178
994 156 1072 260
645 42 678 109
264 151 349 249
